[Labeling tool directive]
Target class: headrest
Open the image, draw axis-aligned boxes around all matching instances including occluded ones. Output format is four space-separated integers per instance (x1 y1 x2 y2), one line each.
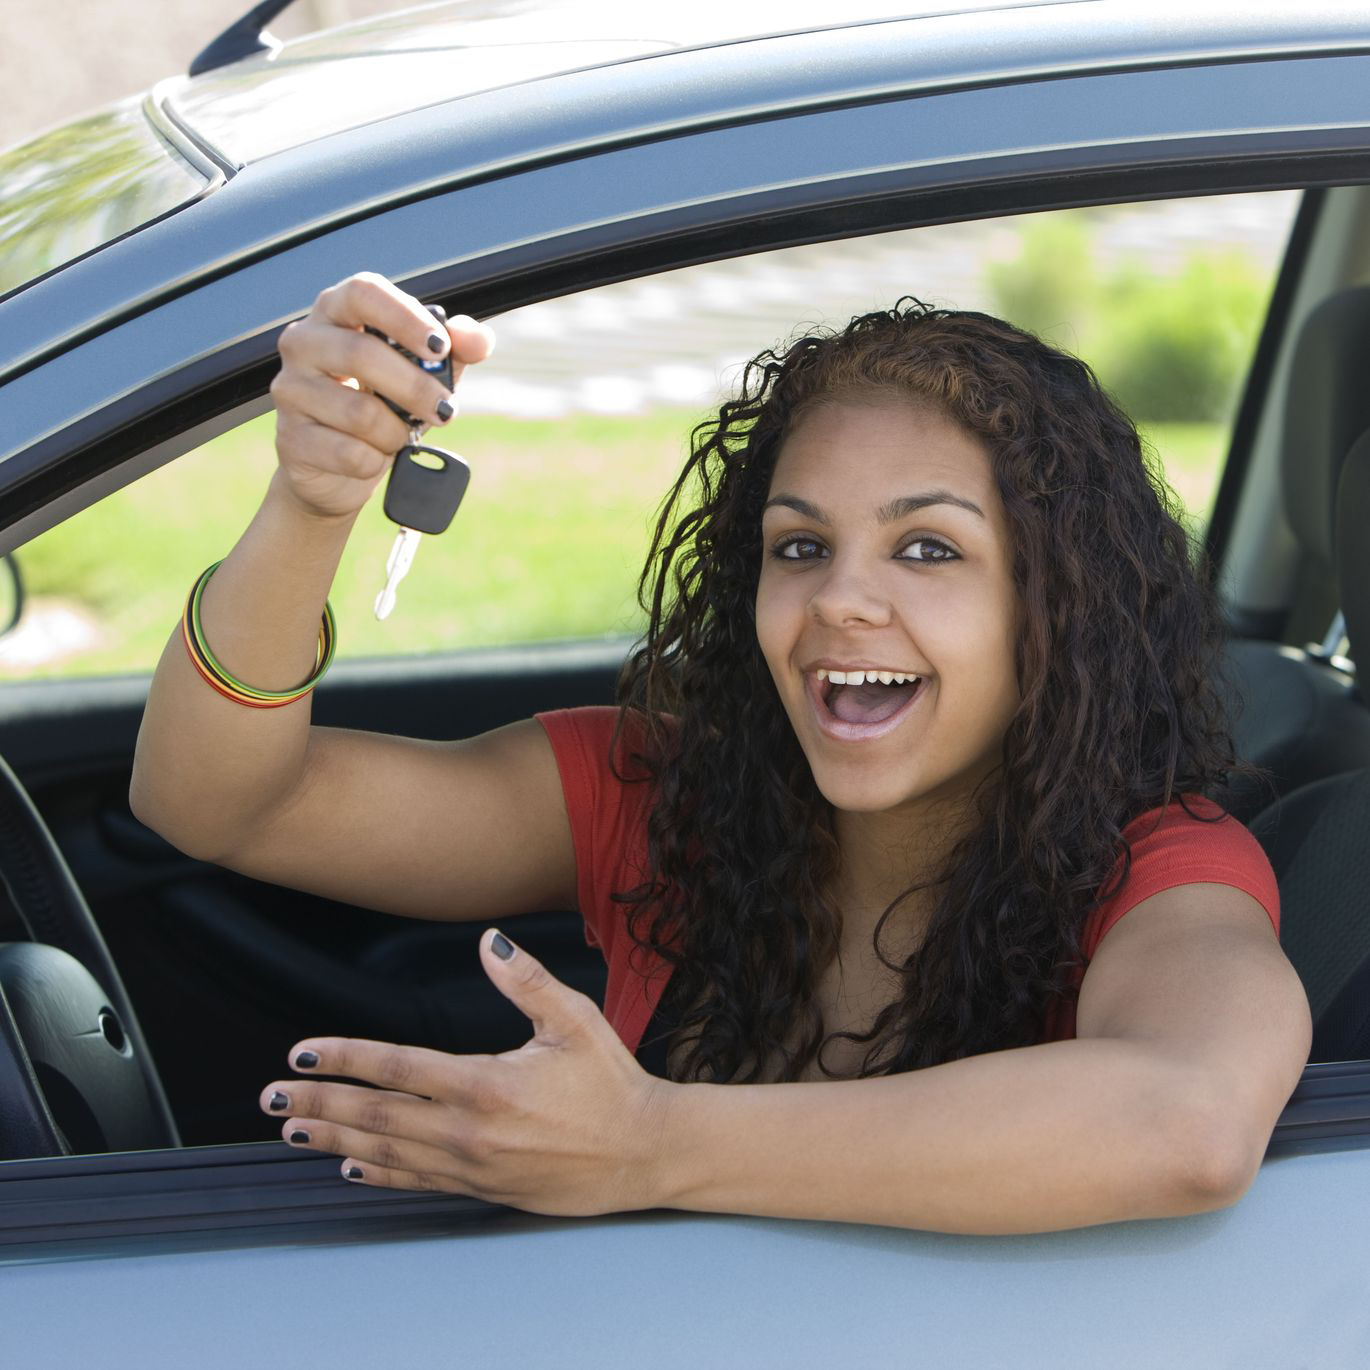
1337 431 1370 677
1283 286 1370 568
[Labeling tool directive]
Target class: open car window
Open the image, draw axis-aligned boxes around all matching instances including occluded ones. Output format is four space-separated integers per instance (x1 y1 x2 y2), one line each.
0 185 1320 1175
0 191 1301 685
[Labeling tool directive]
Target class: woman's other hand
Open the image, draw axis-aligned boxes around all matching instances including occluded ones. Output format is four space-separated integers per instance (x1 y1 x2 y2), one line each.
269 271 495 520
259 929 677 1216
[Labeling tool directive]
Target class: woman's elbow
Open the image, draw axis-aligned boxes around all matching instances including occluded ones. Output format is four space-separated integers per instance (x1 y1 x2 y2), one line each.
1168 1108 1266 1215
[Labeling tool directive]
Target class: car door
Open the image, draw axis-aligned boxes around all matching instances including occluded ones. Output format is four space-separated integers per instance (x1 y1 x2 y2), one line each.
3 16 1370 1365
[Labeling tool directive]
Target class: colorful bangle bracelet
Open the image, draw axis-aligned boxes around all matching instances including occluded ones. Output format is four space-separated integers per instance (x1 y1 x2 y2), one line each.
182 560 336 708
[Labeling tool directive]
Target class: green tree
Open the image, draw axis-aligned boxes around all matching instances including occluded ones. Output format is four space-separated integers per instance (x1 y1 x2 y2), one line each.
1089 252 1268 423
985 213 1098 348
988 212 1269 425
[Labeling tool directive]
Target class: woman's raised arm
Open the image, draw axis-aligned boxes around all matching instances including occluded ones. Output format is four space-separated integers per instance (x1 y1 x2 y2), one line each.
130 274 576 920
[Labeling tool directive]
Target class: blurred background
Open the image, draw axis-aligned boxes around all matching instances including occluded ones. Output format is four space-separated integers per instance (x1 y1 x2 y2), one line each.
1 0 399 147
0 1 1300 677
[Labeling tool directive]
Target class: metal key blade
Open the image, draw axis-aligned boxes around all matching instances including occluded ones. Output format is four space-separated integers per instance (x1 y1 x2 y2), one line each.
374 525 423 620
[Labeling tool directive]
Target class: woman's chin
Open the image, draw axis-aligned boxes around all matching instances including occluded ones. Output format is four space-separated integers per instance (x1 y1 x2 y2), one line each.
805 761 924 816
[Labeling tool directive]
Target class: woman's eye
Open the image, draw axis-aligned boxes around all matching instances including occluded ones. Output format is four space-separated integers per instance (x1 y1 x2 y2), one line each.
770 535 958 562
773 536 826 560
898 537 958 563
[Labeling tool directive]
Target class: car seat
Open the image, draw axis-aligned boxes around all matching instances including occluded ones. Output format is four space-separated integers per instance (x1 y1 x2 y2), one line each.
1216 286 1370 824
1247 423 1370 1061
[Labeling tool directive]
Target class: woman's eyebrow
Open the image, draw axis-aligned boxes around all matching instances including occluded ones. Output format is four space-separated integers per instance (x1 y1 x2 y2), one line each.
762 490 986 524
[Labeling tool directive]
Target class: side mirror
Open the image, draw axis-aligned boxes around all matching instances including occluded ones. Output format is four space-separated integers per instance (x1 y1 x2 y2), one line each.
0 554 25 638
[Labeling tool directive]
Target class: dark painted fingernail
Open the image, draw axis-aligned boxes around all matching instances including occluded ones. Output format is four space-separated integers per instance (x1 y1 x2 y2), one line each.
427 332 447 355
435 396 454 422
294 1050 319 1069
290 1129 311 1144
268 1091 289 1112
345 1166 365 1181
491 931 514 961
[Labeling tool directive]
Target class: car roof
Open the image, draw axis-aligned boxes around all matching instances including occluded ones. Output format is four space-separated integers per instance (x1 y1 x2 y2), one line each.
0 0 1075 307
2 0 1368 369
167 0 1081 169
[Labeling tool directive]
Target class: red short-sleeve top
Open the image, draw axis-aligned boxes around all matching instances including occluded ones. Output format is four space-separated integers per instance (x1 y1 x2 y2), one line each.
534 705 1281 1056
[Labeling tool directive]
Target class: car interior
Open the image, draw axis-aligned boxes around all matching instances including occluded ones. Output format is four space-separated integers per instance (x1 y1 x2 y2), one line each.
2 180 1369 1160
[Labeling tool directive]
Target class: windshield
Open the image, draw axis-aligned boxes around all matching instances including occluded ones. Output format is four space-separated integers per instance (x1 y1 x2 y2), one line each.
0 95 208 301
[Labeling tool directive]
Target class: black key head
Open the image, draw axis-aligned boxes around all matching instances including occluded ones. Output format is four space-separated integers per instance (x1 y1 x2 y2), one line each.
383 444 470 535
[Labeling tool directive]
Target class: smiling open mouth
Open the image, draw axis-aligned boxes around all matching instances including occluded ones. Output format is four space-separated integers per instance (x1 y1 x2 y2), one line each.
825 678 921 725
810 671 927 735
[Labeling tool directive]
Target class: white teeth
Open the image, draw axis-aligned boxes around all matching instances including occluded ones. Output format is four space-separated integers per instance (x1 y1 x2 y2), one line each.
815 668 922 686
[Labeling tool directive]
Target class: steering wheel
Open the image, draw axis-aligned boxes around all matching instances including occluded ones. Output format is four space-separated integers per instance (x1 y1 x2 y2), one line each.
0 750 179 1160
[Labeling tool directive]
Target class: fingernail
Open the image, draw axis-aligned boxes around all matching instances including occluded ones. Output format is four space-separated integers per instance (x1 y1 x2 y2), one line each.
491 931 514 961
435 396 454 422
427 332 447 355
290 1128 311 1144
294 1050 320 1069
345 1165 365 1180
268 1091 289 1112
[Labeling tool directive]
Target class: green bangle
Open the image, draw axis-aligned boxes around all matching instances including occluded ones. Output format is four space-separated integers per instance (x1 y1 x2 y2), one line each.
184 560 336 704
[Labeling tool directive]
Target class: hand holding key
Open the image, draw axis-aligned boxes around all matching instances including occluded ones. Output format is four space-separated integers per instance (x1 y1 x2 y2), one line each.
270 272 493 523
365 303 473 619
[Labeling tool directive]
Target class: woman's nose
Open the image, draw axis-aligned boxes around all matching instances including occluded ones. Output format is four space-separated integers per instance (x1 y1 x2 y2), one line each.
806 557 892 627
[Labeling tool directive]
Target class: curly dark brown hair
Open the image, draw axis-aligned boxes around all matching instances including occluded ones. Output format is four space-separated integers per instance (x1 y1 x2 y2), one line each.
610 297 1272 1085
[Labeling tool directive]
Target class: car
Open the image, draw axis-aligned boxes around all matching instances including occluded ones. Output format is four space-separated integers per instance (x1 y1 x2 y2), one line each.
2 0 1370 1363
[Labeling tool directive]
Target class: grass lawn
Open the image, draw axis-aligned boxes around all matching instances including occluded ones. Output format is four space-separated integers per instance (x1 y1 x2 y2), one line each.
0 411 1227 681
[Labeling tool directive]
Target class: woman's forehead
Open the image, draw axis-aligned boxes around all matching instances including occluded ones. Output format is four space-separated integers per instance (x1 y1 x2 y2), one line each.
769 398 994 503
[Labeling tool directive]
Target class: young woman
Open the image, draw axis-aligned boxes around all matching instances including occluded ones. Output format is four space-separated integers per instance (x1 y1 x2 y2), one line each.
130 271 1312 1235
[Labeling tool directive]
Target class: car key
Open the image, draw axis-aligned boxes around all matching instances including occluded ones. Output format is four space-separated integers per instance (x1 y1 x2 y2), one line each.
362 303 470 619
374 439 471 619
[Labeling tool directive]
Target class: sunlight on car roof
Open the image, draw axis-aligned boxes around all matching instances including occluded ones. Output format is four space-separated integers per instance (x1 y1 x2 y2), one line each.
168 0 1081 166
0 0 1084 302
